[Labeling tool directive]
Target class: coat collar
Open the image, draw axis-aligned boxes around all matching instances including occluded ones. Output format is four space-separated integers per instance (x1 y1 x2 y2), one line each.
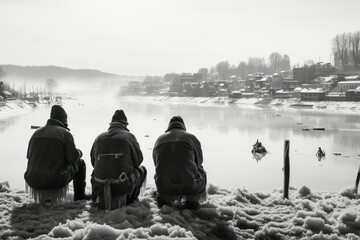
46 118 70 130
108 122 129 132
165 121 186 132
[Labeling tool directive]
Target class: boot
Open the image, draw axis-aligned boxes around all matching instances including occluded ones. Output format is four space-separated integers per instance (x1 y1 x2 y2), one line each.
73 160 91 201
74 180 91 201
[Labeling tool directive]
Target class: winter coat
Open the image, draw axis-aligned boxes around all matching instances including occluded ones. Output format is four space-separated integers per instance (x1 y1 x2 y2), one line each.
90 122 143 196
152 121 207 195
24 119 82 189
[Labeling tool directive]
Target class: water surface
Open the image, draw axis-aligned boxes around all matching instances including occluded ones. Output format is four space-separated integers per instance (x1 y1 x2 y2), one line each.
1 97 359 192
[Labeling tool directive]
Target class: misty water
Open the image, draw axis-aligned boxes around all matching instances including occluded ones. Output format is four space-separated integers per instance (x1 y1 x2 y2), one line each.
1 96 359 192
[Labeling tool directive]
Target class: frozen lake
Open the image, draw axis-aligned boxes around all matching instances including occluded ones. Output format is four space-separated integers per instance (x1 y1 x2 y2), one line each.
1 96 359 192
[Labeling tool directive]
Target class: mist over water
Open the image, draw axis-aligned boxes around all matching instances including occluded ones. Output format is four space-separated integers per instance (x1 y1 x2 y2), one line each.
1 96 359 192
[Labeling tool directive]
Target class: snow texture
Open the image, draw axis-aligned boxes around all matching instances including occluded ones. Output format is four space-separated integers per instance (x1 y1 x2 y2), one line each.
0 182 359 240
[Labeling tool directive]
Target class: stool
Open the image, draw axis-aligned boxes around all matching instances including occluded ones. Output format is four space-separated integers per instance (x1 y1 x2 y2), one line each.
26 184 69 206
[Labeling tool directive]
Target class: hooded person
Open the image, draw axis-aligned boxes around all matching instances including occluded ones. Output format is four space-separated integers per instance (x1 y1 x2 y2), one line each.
90 110 147 209
152 116 207 208
24 105 90 201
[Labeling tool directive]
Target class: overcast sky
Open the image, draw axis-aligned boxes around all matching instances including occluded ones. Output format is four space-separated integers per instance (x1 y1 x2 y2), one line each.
1 0 359 76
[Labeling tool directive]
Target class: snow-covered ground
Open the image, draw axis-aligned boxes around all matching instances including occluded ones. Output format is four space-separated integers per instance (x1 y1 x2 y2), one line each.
0 182 359 239
0 100 33 120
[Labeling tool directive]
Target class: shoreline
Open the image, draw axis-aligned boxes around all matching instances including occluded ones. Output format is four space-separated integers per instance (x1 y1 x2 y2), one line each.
1 96 360 121
121 95 360 115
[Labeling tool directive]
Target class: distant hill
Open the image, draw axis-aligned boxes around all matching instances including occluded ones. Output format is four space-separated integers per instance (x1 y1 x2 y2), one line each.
0 65 143 83
0 65 144 96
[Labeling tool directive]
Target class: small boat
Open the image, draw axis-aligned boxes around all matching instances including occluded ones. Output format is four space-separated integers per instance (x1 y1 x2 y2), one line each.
31 125 40 129
290 103 313 108
312 127 325 131
252 140 267 155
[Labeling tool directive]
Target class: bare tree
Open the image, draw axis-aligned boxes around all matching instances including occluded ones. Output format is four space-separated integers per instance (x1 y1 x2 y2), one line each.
237 61 247 79
215 61 231 80
333 33 350 70
45 78 58 98
208 66 216 81
281 54 291 70
350 31 360 69
269 52 282 73
198 68 208 80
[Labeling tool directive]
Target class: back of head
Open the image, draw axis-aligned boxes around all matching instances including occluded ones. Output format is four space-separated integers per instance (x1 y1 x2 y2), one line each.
169 116 185 126
111 110 128 126
50 105 68 126
166 116 186 132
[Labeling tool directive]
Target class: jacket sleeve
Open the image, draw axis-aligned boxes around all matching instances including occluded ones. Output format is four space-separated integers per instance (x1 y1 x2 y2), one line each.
64 132 82 164
90 140 96 167
130 135 143 168
194 137 203 166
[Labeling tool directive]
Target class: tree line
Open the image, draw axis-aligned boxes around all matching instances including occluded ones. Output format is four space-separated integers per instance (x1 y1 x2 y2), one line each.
333 31 360 70
202 52 291 81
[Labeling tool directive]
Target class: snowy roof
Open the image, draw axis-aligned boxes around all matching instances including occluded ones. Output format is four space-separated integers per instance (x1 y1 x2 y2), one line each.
300 88 326 93
314 76 334 83
344 75 360 80
1 90 12 96
337 81 360 85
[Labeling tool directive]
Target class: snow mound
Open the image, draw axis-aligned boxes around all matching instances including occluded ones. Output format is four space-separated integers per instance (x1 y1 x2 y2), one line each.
0 183 359 239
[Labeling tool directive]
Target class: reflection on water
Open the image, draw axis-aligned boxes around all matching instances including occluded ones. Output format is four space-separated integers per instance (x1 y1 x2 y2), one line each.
0 97 359 192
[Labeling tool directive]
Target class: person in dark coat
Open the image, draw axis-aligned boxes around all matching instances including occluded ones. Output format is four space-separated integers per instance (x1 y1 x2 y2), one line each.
25 105 90 201
153 116 207 207
90 110 146 209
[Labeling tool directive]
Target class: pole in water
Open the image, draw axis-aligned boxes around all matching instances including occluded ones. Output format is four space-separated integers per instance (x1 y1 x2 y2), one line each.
355 163 360 194
283 140 290 199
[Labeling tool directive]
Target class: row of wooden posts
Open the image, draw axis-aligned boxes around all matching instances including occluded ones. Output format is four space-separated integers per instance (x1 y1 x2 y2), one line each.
282 140 360 199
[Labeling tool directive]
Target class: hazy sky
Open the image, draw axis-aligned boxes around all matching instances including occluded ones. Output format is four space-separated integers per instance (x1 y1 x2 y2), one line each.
1 0 360 76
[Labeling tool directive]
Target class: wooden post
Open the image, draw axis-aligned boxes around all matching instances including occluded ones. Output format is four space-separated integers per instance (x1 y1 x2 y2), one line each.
355 163 360 194
283 140 290 199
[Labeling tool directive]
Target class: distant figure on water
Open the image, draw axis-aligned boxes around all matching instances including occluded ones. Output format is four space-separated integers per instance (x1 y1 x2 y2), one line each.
90 110 147 209
24 105 90 201
153 116 207 208
316 147 325 159
252 139 267 154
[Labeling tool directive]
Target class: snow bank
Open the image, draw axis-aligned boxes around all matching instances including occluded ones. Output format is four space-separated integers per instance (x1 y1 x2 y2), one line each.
0 182 359 239
123 96 360 115
0 100 33 120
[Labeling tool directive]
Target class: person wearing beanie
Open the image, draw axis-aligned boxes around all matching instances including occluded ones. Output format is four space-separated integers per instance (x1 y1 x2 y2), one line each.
90 109 146 209
24 105 91 201
152 116 207 209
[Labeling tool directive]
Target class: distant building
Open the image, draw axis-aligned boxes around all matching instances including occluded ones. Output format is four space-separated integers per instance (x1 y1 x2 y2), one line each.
300 88 326 101
337 81 360 92
0 81 13 100
282 80 299 90
170 74 202 95
345 86 360 101
293 62 336 84
270 73 283 91
163 73 180 83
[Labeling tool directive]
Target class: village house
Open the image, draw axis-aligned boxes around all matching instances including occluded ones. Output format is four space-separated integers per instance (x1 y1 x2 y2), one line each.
293 62 336 84
300 88 326 101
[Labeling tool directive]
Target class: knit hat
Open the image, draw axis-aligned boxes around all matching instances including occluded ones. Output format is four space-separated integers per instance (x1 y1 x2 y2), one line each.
111 110 128 125
50 105 68 126
169 116 185 126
